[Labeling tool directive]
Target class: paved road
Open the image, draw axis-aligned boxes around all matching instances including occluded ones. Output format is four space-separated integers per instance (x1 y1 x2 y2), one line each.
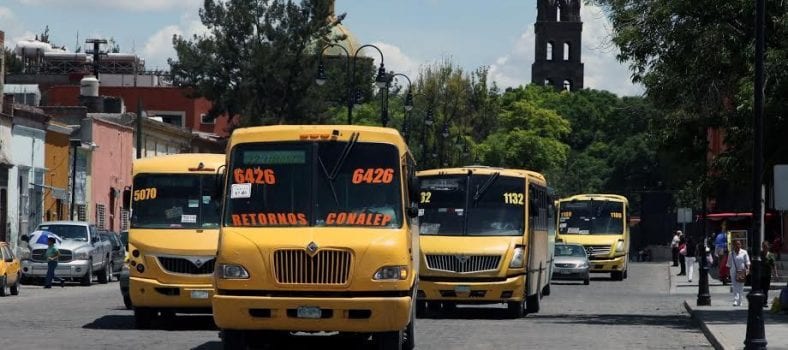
0 263 712 349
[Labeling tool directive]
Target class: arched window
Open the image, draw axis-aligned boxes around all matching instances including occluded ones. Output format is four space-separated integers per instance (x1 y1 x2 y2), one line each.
563 80 572 91
556 4 562 22
547 42 554 61
564 42 571 61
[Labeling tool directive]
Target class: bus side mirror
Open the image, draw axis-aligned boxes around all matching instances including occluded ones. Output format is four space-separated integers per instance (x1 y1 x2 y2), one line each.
122 188 131 209
215 165 226 200
407 207 419 218
407 175 420 203
529 198 539 217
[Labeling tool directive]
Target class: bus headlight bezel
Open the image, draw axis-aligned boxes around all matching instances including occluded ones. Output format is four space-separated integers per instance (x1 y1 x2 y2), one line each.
219 264 250 279
509 246 525 268
373 266 408 280
615 240 625 253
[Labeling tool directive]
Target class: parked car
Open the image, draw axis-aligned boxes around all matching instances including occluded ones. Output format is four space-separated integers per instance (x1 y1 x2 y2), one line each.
100 231 125 281
0 241 21 296
20 221 113 286
552 243 591 285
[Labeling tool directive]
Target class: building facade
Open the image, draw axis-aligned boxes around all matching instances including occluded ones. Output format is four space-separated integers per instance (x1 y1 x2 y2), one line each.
531 0 585 91
43 121 73 221
88 116 133 232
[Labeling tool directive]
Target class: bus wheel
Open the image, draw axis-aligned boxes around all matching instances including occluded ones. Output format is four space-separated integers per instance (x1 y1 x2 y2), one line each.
134 307 156 329
526 292 541 314
221 330 248 350
403 310 415 350
374 330 404 350
507 300 525 318
611 271 624 281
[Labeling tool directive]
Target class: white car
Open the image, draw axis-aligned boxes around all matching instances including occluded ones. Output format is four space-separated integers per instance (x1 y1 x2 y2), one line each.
20 221 113 286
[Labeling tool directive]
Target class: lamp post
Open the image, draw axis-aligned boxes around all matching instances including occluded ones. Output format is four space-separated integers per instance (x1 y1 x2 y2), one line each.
316 43 388 125
389 73 413 137
698 127 711 306
744 0 767 347
420 107 434 166
69 139 80 221
440 123 450 166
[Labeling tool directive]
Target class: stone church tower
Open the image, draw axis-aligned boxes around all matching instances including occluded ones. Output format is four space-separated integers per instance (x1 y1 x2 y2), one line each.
531 0 584 91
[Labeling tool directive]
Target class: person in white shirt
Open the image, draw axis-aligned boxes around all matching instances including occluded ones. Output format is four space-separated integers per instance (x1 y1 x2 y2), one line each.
727 240 751 306
671 231 681 267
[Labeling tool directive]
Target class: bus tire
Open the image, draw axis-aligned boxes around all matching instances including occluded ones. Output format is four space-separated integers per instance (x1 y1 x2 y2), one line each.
611 271 624 281
507 300 525 318
403 309 415 350
526 292 540 314
374 330 403 350
221 330 248 350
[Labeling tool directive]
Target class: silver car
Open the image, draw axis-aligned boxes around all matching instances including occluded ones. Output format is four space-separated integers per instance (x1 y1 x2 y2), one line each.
552 243 591 285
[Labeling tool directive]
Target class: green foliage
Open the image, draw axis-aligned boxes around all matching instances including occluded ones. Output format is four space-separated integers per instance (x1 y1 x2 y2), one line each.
169 0 335 126
3 47 23 74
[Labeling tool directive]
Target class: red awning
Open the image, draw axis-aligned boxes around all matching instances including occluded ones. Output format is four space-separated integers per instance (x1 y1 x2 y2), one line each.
698 212 776 221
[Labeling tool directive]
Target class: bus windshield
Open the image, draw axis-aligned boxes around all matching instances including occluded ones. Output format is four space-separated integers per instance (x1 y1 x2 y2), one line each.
131 174 221 229
419 174 524 236
224 141 402 228
559 200 624 235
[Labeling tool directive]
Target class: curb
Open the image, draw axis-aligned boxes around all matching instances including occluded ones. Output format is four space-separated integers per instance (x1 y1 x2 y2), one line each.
683 300 728 350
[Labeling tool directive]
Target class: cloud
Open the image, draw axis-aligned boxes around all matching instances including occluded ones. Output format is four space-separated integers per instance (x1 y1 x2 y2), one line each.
489 3 644 96
142 15 207 70
14 0 200 12
368 42 423 84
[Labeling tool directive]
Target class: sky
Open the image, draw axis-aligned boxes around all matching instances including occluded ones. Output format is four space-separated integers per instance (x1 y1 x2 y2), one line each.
0 0 644 96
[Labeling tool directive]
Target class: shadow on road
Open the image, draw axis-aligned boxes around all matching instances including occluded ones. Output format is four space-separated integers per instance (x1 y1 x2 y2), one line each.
193 333 376 350
535 313 698 329
83 314 217 331
417 305 515 320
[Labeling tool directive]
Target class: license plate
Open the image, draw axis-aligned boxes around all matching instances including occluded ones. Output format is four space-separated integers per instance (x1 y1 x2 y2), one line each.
296 306 322 319
559 270 572 275
454 285 471 293
190 290 210 299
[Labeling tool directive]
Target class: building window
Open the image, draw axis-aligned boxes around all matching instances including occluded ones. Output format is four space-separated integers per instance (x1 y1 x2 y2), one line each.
96 204 106 229
77 204 87 222
121 209 130 231
556 4 562 22
564 42 571 61
200 113 215 125
563 80 572 91
547 42 554 61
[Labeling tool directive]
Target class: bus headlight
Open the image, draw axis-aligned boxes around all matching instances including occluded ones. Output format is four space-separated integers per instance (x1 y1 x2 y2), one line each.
615 240 625 252
509 246 525 268
373 266 408 280
219 264 249 279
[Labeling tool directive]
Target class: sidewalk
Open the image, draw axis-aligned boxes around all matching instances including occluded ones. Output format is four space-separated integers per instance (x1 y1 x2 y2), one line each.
669 263 788 349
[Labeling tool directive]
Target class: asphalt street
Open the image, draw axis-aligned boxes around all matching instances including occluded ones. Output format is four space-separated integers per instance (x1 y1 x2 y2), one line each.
0 262 712 349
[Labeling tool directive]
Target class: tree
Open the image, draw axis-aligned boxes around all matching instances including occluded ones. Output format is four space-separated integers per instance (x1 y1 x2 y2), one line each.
169 0 337 125
591 0 788 210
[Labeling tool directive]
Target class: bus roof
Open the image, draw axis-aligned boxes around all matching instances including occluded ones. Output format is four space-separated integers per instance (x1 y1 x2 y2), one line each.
228 125 411 157
558 193 629 204
417 166 547 186
132 153 225 176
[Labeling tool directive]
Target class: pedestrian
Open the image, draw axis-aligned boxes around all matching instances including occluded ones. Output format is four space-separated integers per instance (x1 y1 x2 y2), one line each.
671 230 681 267
727 240 751 306
761 241 777 308
718 248 730 285
677 232 687 276
714 228 727 266
685 236 696 282
44 237 65 289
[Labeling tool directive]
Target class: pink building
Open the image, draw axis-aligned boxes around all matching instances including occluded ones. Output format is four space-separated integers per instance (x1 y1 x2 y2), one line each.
89 116 133 232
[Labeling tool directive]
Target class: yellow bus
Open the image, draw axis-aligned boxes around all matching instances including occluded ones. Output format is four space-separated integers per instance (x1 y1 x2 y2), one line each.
416 166 551 318
212 125 419 349
556 194 630 281
124 153 225 328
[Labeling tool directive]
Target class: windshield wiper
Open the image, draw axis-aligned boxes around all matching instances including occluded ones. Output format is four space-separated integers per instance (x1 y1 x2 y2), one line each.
319 132 359 205
473 172 500 202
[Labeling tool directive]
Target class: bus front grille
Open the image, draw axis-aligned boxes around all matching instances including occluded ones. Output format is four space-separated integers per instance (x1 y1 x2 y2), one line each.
425 255 501 273
273 249 352 285
585 245 612 257
157 256 215 275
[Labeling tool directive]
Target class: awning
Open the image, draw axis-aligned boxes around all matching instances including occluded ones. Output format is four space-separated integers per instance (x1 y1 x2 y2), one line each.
698 212 776 221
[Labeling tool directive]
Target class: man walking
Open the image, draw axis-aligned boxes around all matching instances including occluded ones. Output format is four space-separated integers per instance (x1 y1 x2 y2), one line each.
671 230 681 267
44 237 65 289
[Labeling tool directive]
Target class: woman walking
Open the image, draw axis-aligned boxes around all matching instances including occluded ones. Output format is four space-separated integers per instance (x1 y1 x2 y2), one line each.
761 241 777 308
685 236 697 283
727 240 751 306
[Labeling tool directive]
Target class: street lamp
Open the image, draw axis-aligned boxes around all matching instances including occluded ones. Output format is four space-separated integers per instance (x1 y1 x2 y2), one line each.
317 43 387 125
390 73 413 139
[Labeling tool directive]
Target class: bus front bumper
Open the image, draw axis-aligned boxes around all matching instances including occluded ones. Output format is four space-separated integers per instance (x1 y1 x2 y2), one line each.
212 293 412 332
130 277 213 309
589 255 627 272
417 274 525 303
